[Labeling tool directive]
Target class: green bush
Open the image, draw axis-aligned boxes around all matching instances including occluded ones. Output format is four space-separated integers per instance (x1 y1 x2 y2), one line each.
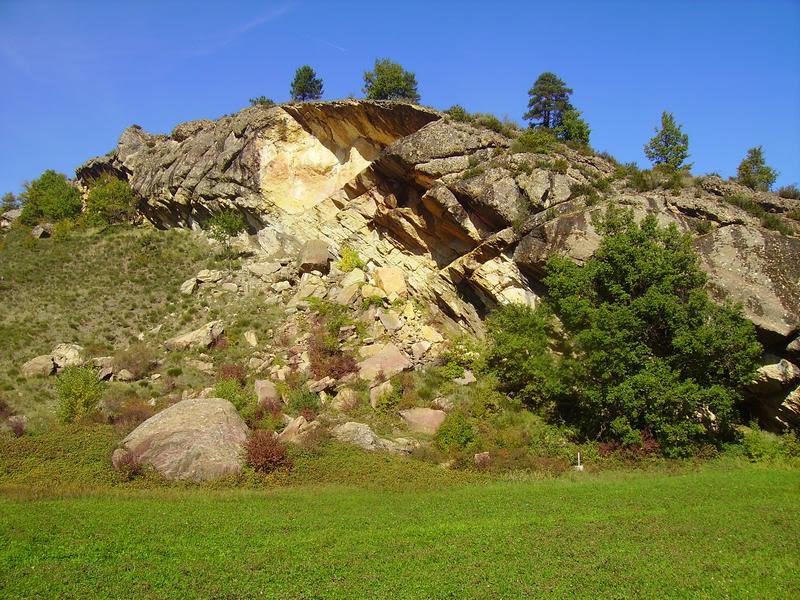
85 173 137 225
213 379 255 413
337 245 365 272
57 366 106 423
249 96 275 107
487 208 762 456
445 104 469 121
20 170 82 225
511 128 556 154
286 386 320 415
434 411 476 453
724 194 794 235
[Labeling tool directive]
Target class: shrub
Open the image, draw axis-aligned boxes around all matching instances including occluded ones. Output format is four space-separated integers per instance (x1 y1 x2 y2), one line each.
249 96 275 107
85 173 137 225
777 184 800 200
112 343 156 380
19 170 82 225
217 363 246 385
541 209 761 455
308 326 357 380
57 366 106 423
434 411 476 453
337 245 365 272
213 379 254 413
245 430 291 473
725 194 794 235
445 104 469 121
736 146 777 191
511 128 556 154
286 386 320 417
552 158 569 174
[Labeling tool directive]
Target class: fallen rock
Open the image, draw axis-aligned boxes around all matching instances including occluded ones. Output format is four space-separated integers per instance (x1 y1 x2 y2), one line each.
298 239 331 274
373 267 407 298
185 358 215 374
361 284 387 300
254 380 279 407
196 269 224 283
331 421 413 454
420 325 444 344
307 376 336 394
431 396 454 411
332 388 360 411
369 381 394 408
244 330 258 348
221 282 238 293
246 261 282 280
277 415 320 445
30 224 52 239
51 343 85 370
21 355 55 378
180 278 197 295
377 308 403 332
748 359 800 396
116 368 135 382
164 320 224 351
400 407 446 435
357 343 412 381
341 268 366 287
411 341 432 359
454 369 477 385
112 397 249 482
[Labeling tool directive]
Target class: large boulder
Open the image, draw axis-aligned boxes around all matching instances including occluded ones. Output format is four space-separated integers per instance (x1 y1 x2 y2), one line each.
373 267 407 298
21 355 55 378
111 397 248 481
51 343 86 370
399 408 446 435
748 359 800 396
357 343 412 381
298 239 331 274
164 320 224 351
331 421 414 454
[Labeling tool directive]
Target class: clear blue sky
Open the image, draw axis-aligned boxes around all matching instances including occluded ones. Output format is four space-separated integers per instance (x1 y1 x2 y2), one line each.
1 0 798 196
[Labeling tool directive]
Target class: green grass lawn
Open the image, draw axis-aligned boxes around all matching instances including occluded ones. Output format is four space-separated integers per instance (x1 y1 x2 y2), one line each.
1 463 798 599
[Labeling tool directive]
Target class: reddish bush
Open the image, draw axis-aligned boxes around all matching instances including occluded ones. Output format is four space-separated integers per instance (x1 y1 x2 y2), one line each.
0 397 13 420
218 363 246 385
8 416 25 438
211 335 229 351
308 327 357 379
299 407 317 422
245 430 291 473
599 429 661 459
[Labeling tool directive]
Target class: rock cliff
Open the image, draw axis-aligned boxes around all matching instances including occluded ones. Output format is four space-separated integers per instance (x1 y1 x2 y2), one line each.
77 100 800 358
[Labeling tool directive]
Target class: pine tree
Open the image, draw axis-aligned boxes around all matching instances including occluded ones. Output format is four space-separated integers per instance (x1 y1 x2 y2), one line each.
736 146 777 191
290 65 323 102
524 72 574 129
362 59 420 103
643 112 690 170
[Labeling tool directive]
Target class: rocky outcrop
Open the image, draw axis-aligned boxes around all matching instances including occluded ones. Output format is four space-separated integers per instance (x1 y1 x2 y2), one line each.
112 397 248 481
77 101 799 351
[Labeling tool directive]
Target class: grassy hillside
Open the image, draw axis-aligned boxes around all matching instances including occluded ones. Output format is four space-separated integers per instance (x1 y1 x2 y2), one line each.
1 464 797 599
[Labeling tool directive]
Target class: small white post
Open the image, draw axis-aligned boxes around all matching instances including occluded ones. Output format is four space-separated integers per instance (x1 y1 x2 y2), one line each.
574 451 584 472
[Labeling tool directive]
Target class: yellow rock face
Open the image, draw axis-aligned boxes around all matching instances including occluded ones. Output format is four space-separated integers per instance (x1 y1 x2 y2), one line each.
258 112 378 215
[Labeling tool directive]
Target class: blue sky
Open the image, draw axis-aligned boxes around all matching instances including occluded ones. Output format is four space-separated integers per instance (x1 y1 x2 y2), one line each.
1 0 798 195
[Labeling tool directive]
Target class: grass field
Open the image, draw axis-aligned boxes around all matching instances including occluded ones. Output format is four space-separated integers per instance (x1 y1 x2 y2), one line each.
1 462 798 599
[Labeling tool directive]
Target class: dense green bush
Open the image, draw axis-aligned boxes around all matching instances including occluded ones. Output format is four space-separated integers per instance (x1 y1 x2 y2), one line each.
724 194 794 235
511 128 556 154
20 170 82 225
434 411 476 453
736 146 777 191
214 379 254 413
337 245 365 272
362 58 420 102
249 96 275 107
85 173 137 225
487 208 761 456
57 366 106 423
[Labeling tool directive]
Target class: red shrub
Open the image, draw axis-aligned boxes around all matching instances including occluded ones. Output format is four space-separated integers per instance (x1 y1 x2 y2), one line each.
211 335 229 351
308 327 357 379
218 363 246 385
8 416 25 438
245 430 291 473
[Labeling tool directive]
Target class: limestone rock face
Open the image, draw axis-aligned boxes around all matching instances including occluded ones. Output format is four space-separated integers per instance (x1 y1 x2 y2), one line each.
112 398 248 482
748 359 800 396
164 320 224 351
76 100 799 348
